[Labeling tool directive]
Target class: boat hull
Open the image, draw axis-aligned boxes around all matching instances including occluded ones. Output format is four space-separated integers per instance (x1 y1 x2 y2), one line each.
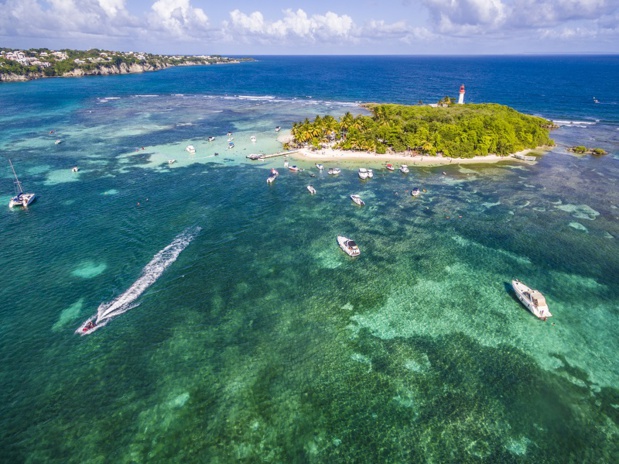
337 235 360 257
512 280 552 320
9 193 36 208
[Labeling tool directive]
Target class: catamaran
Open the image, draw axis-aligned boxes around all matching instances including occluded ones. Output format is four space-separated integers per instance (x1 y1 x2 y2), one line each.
8 159 36 208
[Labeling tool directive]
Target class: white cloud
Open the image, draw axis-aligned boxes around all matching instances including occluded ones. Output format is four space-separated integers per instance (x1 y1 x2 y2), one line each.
422 0 508 34
149 0 209 37
510 0 616 27
226 8 355 42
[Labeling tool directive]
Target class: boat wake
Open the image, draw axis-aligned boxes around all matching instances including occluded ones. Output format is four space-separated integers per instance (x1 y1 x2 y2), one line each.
76 226 201 336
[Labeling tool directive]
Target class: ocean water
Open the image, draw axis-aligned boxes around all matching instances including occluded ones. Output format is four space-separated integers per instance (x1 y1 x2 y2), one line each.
1 56 618 462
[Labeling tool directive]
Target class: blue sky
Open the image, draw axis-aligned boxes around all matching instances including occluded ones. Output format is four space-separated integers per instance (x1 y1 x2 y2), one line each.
1 0 617 55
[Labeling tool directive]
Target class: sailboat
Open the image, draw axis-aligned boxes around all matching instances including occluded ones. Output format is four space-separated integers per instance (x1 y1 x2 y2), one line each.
8 159 36 208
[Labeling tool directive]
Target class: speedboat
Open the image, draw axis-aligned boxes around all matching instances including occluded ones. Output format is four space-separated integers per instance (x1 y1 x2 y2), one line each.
275 126 281 132
8 160 36 208
208 136 215 142
337 235 360 257
328 167 341 175
76 317 99 336
367 169 374 178
186 145 196 154
350 194 365 206
316 163 324 170
289 165 300 172
358 168 369 179
55 139 62 145
250 135 257 142
307 185 316 194
400 165 409 173
512 279 552 320
267 168 279 184
411 187 420 196
168 159 176 164
386 163 395 171
72 166 79 172
228 142 235 149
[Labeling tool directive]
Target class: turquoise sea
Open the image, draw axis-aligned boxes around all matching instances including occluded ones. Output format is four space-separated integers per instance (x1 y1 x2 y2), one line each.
1 56 618 462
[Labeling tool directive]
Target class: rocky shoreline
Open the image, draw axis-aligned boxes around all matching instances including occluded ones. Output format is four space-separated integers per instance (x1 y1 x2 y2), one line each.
0 59 241 82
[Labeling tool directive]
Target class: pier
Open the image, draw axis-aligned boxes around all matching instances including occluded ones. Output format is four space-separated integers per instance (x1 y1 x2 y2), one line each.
247 150 298 160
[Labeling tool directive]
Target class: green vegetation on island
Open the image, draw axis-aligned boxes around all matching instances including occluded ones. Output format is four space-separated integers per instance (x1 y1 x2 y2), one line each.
0 47 252 82
290 103 555 158
569 146 607 156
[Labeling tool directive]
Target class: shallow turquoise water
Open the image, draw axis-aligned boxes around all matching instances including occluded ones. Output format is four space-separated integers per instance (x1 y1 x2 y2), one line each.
1 57 618 462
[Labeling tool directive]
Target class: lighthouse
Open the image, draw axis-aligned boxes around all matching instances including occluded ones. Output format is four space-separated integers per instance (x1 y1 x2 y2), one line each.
458 84 465 104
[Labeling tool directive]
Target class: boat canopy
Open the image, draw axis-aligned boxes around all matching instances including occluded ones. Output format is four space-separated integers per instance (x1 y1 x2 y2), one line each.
347 240 357 247
530 290 547 306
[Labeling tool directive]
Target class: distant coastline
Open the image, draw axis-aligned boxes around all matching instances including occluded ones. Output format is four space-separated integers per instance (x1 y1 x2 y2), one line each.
0 48 253 82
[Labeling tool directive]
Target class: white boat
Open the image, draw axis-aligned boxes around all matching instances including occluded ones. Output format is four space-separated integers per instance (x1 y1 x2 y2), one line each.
350 194 365 206
316 163 324 170
208 136 215 142
250 135 256 142
267 168 279 184
337 235 360 257
228 142 235 149
367 169 374 178
72 166 79 173
55 139 62 145
186 145 196 154
8 160 36 208
275 126 281 132
386 163 395 171
168 159 176 164
328 167 341 175
289 165 300 172
400 165 409 173
307 185 317 194
512 279 552 320
358 168 369 179
411 187 420 196
247 153 263 160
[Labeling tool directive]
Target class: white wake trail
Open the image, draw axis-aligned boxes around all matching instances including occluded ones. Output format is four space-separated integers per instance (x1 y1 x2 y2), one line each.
76 226 200 335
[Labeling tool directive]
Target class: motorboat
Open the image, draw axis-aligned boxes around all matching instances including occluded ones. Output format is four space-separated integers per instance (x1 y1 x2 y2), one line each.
289 165 300 172
316 163 324 170
55 139 62 145
72 166 79 172
400 165 409 173
358 168 369 179
168 159 176 164
411 187 420 196
367 169 373 178
275 126 281 132
247 153 263 160
386 163 395 171
328 167 341 175
186 145 196 154
228 142 235 149
8 159 36 208
512 279 552 320
350 194 365 206
337 235 360 257
208 136 215 142
76 317 99 335
250 135 257 142
307 185 317 195
267 168 279 184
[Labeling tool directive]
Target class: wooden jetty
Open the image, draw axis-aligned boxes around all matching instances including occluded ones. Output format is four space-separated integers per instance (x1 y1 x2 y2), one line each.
247 150 298 160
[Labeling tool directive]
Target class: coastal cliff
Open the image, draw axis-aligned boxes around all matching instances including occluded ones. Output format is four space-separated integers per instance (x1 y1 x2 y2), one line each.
0 48 249 82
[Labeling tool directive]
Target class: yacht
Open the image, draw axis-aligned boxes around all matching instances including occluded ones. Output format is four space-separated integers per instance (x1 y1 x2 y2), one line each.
512 279 552 320
267 168 279 184
358 168 369 179
400 165 409 173
186 145 196 154
328 167 341 175
307 185 317 195
411 187 420 196
350 194 365 206
337 236 360 257
8 160 36 208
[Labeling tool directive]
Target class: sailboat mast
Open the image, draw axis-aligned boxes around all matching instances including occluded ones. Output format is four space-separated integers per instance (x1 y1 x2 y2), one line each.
8 159 24 194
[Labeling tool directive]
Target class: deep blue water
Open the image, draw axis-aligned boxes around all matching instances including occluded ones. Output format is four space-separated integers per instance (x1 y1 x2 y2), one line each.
1 56 618 463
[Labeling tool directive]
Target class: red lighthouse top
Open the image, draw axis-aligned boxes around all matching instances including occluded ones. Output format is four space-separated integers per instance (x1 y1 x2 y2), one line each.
459 85 465 93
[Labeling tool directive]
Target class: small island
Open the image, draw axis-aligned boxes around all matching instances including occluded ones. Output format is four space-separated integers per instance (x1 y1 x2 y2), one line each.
0 48 252 82
287 102 555 164
568 146 607 156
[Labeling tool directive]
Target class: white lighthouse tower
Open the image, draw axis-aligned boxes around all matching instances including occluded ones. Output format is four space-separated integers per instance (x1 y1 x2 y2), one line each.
458 84 465 104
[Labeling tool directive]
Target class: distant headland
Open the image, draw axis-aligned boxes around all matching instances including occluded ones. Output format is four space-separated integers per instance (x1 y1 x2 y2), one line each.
0 48 253 82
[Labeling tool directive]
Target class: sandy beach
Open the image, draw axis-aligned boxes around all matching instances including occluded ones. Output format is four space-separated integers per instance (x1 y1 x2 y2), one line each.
278 132 544 167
